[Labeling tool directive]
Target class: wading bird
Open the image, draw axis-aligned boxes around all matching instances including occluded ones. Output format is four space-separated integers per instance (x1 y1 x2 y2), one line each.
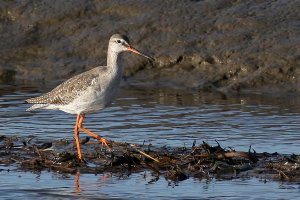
25 34 154 162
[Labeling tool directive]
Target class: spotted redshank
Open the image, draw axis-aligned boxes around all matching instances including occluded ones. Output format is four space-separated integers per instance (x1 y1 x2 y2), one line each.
25 34 154 161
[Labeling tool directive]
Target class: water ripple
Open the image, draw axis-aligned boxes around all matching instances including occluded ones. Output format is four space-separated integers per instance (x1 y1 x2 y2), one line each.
1 87 300 154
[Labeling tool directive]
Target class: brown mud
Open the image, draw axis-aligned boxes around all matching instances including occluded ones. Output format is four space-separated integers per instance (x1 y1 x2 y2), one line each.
0 0 299 94
1 135 299 183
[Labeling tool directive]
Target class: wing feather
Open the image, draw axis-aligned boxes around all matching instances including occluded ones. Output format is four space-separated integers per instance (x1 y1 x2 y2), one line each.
25 67 105 105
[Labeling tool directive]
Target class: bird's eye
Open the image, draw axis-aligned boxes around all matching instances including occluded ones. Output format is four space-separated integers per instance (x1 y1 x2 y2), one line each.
116 40 121 43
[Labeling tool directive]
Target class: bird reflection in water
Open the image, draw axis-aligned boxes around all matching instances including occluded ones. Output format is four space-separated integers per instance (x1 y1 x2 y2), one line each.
74 170 112 194
74 171 81 194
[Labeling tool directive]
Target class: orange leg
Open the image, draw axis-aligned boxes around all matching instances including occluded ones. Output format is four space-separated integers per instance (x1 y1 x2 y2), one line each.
74 114 83 161
77 114 111 150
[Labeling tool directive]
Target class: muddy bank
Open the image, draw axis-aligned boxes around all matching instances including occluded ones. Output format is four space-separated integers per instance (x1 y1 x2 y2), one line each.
0 0 299 93
1 135 299 182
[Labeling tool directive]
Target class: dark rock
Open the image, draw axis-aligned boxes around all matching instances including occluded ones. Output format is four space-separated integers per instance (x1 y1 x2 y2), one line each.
37 142 52 150
165 167 188 181
80 137 89 145
111 154 140 166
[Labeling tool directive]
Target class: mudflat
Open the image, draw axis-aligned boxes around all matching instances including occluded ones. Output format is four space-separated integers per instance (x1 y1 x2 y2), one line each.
0 0 299 93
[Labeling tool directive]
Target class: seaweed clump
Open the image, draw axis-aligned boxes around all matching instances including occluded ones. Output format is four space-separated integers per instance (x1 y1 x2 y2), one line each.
0 135 299 182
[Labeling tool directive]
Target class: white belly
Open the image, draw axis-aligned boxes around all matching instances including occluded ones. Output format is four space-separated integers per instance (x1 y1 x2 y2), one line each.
58 83 120 114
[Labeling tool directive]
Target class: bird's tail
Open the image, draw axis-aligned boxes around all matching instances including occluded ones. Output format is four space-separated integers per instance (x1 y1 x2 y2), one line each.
26 104 48 111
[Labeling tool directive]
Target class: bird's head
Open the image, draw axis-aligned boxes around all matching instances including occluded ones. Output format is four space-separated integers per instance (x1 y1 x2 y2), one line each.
109 34 154 61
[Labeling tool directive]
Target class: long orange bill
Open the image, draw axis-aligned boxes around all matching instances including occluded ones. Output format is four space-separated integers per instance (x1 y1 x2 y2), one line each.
127 46 155 62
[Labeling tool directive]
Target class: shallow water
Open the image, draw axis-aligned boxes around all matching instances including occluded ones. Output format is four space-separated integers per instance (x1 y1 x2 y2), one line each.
1 166 300 200
1 84 300 199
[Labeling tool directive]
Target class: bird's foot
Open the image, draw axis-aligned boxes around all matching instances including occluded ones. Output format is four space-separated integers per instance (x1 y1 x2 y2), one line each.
100 137 112 151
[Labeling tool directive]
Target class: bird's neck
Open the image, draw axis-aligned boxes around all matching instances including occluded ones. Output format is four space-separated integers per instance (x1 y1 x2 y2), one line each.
106 48 123 76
